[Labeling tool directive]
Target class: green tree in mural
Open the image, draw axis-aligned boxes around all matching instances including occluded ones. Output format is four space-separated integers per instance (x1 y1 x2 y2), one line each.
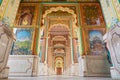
0 0 2 5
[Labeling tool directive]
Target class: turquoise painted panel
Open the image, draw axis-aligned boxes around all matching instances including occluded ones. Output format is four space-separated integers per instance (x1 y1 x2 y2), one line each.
118 0 120 3
0 0 2 5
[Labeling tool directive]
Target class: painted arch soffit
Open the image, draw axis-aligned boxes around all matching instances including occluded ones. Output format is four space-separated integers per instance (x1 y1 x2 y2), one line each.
49 23 69 31
42 6 77 28
48 23 70 35
52 36 66 41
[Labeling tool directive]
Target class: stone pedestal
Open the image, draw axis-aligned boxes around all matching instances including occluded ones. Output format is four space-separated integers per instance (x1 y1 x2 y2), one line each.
7 55 39 77
103 22 120 79
0 23 15 79
82 55 110 77
62 63 80 76
38 63 55 76
78 56 84 76
38 63 48 76
0 67 9 79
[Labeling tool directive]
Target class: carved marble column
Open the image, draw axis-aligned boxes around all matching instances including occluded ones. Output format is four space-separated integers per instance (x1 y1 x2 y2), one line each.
0 22 15 79
103 22 120 79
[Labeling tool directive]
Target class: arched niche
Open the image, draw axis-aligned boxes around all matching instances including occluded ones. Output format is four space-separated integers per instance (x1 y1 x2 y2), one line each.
18 10 33 25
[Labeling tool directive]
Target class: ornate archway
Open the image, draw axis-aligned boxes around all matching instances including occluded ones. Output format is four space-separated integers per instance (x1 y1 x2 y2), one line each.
42 6 77 28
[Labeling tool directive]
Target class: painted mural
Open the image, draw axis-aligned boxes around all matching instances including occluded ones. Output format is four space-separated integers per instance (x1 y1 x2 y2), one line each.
81 3 104 26
12 28 34 55
89 30 104 55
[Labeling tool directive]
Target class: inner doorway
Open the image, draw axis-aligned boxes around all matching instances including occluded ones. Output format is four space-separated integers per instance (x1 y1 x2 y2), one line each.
57 67 62 75
55 57 64 75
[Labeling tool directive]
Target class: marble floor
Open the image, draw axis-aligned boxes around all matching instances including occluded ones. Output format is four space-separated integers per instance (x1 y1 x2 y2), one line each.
3 76 112 80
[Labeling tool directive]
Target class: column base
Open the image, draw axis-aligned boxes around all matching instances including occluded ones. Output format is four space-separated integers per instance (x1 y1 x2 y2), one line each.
0 67 9 79
38 63 55 76
110 67 120 79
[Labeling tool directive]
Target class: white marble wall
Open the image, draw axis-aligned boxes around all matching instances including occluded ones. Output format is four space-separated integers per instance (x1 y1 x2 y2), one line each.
7 55 39 77
82 55 110 77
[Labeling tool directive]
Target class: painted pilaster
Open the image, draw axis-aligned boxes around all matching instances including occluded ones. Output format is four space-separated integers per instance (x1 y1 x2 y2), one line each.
73 38 78 63
0 0 9 20
45 18 49 64
3 0 20 27
70 20 74 64
37 4 43 56
76 3 83 55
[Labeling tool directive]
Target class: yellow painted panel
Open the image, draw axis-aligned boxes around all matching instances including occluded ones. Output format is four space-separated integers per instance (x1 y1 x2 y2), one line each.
0 0 9 20
112 0 120 20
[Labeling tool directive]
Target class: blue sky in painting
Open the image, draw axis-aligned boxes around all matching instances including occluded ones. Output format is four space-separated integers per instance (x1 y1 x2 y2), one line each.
13 28 31 42
16 30 31 41
89 30 103 41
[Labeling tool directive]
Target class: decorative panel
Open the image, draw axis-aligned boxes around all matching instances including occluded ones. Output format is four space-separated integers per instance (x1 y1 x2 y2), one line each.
12 28 34 55
8 55 39 77
80 3 105 27
14 3 39 26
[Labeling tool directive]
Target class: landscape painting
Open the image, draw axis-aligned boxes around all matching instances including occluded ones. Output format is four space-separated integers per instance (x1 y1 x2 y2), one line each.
12 28 34 55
